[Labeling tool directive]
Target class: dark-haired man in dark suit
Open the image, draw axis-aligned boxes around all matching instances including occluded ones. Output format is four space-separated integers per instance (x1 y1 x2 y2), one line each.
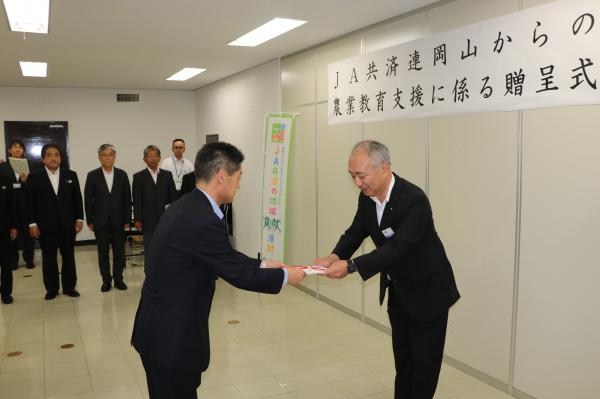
85 144 131 292
316 140 460 399
27 144 84 300
0 173 18 304
0 139 35 269
132 145 177 268
132 142 305 399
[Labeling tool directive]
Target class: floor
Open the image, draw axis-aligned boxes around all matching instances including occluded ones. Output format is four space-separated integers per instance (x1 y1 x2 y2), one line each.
0 246 514 399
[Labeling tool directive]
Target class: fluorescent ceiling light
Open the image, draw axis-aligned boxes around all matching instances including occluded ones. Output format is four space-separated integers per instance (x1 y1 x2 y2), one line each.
228 18 306 47
3 0 50 34
19 61 47 77
166 68 206 81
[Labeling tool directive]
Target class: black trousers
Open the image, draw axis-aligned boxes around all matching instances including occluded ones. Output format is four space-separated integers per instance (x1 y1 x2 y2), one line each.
39 229 77 294
141 356 202 399
0 238 13 297
94 220 125 283
7 222 34 266
388 287 448 399
142 230 154 270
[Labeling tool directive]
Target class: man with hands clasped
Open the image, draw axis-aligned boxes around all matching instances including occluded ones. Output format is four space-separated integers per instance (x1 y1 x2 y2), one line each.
314 140 460 399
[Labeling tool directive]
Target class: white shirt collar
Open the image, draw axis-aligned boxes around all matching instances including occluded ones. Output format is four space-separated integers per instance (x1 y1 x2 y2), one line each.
370 174 395 207
45 166 60 176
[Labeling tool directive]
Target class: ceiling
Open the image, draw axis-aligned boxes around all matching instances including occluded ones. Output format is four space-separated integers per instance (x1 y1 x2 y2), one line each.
0 0 439 90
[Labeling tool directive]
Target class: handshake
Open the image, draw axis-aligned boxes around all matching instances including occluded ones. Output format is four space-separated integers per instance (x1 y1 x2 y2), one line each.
264 253 352 286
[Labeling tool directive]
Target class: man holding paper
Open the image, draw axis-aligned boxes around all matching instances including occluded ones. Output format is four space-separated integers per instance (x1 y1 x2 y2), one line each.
315 140 460 399
0 140 35 269
132 142 305 399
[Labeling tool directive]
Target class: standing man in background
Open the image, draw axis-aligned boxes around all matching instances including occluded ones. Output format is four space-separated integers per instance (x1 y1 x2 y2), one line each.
316 140 460 399
0 140 35 270
132 145 177 268
85 144 131 292
160 139 194 196
0 172 18 304
27 144 84 300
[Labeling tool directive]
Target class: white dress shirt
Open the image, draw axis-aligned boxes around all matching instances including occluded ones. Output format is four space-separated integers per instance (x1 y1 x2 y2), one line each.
370 174 395 226
102 167 114 193
147 167 159 184
160 156 194 190
46 166 60 195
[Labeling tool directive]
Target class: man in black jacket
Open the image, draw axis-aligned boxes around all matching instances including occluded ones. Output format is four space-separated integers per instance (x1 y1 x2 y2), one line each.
132 145 177 268
0 140 35 269
132 142 305 399
85 144 132 292
27 144 84 300
316 140 460 399
0 173 18 304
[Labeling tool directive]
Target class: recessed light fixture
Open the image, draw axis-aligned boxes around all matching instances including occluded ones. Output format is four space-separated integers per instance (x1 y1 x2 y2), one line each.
3 0 50 34
228 18 306 47
166 68 206 81
19 61 47 77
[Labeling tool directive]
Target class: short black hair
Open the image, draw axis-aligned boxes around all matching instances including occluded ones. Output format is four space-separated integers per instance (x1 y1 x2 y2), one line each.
8 139 25 150
172 138 185 145
41 143 63 158
195 142 244 182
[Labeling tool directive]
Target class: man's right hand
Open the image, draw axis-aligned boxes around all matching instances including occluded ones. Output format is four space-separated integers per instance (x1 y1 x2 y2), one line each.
29 226 40 238
134 221 142 232
312 253 340 268
285 267 306 286
88 224 94 232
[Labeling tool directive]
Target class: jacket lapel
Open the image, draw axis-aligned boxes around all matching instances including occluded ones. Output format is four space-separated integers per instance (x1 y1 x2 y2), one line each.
379 174 402 230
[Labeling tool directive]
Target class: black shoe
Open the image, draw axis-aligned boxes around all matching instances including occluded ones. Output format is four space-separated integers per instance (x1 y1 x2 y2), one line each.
64 290 80 298
26 263 35 269
114 280 128 290
45 292 57 300
1 295 13 304
101 282 112 292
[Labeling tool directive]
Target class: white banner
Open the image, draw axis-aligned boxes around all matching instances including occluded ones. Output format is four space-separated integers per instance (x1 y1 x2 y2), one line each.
328 0 600 124
260 113 295 262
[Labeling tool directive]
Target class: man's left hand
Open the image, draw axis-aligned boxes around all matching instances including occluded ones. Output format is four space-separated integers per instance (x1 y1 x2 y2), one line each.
323 260 349 279
75 221 83 233
9 228 17 241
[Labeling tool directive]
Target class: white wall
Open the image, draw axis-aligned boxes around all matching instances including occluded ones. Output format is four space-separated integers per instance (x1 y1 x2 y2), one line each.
196 60 280 257
0 87 197 240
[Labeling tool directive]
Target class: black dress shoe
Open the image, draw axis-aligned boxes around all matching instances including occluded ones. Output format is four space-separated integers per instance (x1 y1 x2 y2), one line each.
114 280 128 290
101 282 112 292
64 290 80 297
45 292 57 300
26 263 35 269
1 295 14 304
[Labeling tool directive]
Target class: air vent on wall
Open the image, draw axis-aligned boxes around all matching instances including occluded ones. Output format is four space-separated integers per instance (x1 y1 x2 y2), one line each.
116 93 140 102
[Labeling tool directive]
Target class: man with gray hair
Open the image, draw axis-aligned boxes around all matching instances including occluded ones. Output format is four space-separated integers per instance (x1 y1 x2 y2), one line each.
132 145 177 268
84 144 131 292
315 140 460 399
132 142 305 399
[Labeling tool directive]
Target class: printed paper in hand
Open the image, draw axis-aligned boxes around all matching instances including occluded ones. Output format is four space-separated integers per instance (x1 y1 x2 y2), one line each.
300 266 327 275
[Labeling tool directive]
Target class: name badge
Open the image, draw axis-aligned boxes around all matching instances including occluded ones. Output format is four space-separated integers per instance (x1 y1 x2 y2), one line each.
13 183 21 189
67 179 73 184
382 227 395 238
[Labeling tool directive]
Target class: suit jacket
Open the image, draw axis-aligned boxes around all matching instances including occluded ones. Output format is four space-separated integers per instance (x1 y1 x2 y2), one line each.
132 168 177 231
0 160 32 220
26 168 84 233
131 189 284 372
84 167 132 229
0 174 17 236
332 174 460 322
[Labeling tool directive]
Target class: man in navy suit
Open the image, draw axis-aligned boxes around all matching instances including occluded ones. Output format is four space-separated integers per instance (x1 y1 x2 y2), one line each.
132 142 305 399
132 145 177 268
27 144 84 300
85 144 132 292
316 140 460 399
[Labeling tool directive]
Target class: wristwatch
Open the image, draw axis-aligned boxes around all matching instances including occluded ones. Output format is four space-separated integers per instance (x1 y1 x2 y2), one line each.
347 259 357 274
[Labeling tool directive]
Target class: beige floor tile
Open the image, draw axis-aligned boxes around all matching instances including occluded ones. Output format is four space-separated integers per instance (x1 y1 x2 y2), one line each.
331 375 388 399
233 376 289 398
290 383 348 399
45 374 92 399
198 384 246 398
